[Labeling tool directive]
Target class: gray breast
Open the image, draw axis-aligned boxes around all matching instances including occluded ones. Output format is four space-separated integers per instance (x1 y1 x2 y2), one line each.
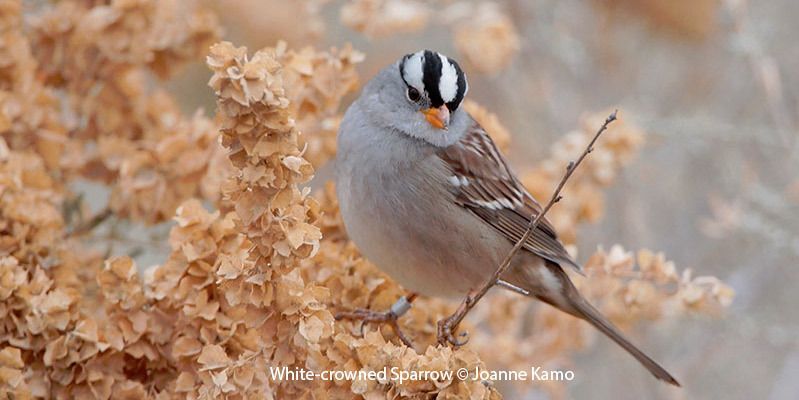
336 123 507 297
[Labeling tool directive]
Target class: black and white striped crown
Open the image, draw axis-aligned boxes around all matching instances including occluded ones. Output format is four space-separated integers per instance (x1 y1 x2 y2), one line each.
399 50 468 111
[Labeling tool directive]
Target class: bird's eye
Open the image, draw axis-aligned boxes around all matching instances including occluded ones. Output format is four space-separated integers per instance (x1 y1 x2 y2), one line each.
406 87 421 103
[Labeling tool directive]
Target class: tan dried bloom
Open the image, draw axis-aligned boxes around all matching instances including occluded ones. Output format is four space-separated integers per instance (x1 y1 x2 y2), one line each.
0 2 67 172
0 149 153 399
0 346 25 392
104 108 224 222
280 44 364 167
20 0 224 224
202 41 332 396
0 150 64 256
208 41 321 261
340 0 430 38
452 2 520 74
210 0 329 47
579 245 734 323
595 0 718 40
30 0 221 81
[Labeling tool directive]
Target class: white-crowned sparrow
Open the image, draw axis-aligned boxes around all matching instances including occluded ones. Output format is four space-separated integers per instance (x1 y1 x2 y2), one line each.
336 50 679 386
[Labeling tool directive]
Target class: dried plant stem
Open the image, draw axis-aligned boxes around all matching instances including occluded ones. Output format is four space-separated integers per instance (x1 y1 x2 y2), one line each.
437 110 618 346
66 207 113 237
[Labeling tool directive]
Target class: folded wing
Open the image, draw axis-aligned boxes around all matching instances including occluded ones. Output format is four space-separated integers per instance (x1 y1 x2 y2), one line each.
437 120 581 272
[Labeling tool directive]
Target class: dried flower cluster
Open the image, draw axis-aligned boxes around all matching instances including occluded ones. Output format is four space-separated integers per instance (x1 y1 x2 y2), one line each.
277 45 364 168
579 246 734 320
0 142 177 397
0 0 732 398
450 2 521 74
210 0 329 46
0 1 66 172
340 0 430 39
21 0 223 223
595 0 718 39
340 0 520 74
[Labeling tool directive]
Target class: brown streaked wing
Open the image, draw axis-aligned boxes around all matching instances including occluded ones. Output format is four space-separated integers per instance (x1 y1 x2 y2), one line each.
437 120 582 272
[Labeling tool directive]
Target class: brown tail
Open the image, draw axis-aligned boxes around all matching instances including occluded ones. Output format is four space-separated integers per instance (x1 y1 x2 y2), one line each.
518 262 681 386
567 295 681 386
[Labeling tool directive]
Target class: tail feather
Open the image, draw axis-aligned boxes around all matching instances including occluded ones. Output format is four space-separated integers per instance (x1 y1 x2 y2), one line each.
569 296 681 386
511 261 681 386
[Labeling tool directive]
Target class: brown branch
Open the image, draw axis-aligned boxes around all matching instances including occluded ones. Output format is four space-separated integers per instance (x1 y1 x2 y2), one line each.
438 110 619 346
66 207 113 238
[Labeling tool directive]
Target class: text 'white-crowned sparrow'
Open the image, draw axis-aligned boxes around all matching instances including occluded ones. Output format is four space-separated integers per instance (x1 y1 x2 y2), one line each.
336 50 679 386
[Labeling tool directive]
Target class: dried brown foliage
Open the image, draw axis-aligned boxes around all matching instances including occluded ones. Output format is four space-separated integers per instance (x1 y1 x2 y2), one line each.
449 2 520 74
340 0 430 39
25 0 223 222
340 0 520 74
0 1 732 399
595 0 719 39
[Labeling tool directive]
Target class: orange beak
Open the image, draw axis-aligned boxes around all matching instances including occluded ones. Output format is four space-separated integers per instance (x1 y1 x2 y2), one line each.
421 105 450 130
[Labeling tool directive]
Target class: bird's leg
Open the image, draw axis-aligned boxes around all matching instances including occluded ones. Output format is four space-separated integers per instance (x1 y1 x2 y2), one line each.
436 289 476 347
335 293 417 348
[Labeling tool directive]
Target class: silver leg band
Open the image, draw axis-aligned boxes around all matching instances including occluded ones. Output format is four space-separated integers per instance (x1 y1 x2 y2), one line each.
390 296 412 317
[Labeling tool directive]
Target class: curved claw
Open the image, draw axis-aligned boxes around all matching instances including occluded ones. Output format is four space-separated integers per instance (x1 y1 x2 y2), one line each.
358 320 367 337
436 319 470 347
454 331 470 346
446 331 469 347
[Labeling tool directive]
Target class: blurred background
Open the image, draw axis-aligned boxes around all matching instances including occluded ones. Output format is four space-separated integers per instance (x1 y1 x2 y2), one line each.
53 0 799 398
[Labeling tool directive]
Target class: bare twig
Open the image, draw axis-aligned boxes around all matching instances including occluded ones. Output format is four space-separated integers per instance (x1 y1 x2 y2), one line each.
437 110 619 346
66 207 113 237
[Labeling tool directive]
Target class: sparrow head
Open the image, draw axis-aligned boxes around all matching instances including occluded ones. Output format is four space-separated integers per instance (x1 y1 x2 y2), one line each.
398 50 468 130
353 50 470 148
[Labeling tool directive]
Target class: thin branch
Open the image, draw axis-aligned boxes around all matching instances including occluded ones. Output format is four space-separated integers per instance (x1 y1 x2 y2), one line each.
66 207 113 238
438 110 618 346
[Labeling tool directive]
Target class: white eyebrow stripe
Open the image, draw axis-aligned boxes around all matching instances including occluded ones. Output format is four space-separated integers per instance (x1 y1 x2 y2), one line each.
402 51 425 93
438 53 458 103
